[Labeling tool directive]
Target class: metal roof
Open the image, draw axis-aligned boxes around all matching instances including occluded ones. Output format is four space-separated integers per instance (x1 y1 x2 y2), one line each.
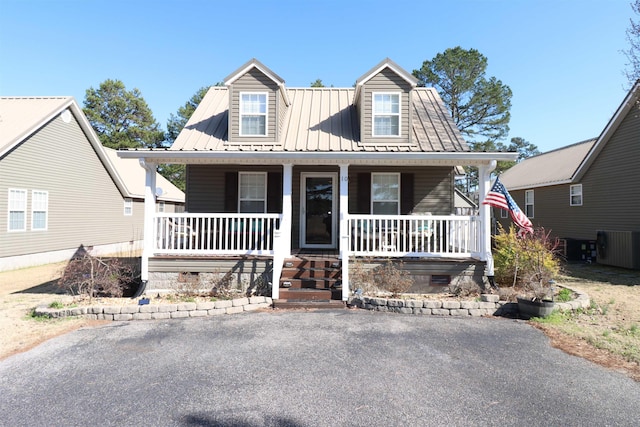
500 139 597 190
169 86 468 153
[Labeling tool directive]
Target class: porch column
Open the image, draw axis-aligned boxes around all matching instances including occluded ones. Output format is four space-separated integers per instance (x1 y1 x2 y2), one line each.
339 163 350 301
272 163 293 300
140 159 157 283
478 161 497 276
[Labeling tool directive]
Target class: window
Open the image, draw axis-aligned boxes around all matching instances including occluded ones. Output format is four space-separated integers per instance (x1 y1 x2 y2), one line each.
158 201 165 213
372 93 400 136
240 92 267 136
124 198 133 216
31 190 48 230
239 172 267 213
570 184 582 206
525 190 534 218
8 189 27 231
500 208 508 219
371 173 400 214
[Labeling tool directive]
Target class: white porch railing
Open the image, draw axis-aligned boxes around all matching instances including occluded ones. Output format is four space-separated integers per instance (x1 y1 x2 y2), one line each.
154 213 281 256
348 214 480 257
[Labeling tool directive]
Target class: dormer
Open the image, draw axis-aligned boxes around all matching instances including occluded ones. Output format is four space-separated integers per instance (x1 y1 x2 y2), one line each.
354 58 418 145
224 59 290 143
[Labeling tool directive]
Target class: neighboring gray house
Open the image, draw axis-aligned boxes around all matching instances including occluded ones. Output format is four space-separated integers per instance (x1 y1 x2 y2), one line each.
119 59 517 303
0 97 184 272
499 81 640 269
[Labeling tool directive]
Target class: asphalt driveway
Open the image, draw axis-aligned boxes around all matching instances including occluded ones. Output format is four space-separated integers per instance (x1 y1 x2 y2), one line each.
1 310 639 426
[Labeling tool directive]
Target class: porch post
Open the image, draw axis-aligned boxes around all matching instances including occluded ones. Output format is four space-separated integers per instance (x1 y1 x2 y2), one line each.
339 163 350 301
272 163 293 300
478 160 497 276
140 159 157 284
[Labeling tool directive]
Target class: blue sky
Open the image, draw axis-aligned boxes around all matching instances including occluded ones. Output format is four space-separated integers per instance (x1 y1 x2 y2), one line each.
0 0 634 153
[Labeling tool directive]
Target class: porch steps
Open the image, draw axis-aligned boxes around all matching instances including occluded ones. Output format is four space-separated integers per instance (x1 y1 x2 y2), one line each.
274 256 344 309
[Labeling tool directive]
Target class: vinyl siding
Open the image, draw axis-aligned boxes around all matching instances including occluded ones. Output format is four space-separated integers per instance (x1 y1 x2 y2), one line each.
497 108 640 241
0 113 143 258
228 68 279 142
348 166 454 214
360 68 412 144
186 164 282 213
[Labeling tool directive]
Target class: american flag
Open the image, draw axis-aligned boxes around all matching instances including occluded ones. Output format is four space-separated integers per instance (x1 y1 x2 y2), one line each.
482 176 533 234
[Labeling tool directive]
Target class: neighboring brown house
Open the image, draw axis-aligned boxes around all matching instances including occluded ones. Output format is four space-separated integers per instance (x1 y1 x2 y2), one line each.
0 97 184 272
119 59 517 301
499 81 640 269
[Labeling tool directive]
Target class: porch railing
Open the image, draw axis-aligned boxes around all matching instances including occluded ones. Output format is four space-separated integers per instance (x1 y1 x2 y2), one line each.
348 214 480 257
154 213 281 255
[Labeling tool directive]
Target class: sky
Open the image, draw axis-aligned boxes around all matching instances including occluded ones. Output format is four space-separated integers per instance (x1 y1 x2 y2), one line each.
0 0 635 153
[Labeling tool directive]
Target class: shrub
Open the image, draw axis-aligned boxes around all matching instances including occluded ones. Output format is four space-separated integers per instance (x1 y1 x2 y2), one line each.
58 254 139 301
373 259 414 297
493 224 561 300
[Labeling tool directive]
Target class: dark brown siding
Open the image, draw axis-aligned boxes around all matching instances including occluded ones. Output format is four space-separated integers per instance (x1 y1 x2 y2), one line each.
497 108 640 243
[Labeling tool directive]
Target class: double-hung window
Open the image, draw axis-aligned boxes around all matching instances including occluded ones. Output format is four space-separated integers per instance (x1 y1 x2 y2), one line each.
525 190 534 218
31 190 48 230
124 198 133 216
239 172 267 213
240 92 267 136
570 184 582 206
8 189 27 231
372 93 400 136
371 173 400 215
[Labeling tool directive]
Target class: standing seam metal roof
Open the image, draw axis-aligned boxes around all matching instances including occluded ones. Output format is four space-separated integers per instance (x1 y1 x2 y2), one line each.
170 86 468 153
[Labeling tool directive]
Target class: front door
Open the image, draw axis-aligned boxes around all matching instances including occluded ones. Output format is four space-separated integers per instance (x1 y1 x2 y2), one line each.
300 173 337 248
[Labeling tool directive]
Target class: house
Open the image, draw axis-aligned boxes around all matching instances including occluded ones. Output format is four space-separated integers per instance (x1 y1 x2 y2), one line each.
118 59 517 302
0 97 185 272
498 81 640 269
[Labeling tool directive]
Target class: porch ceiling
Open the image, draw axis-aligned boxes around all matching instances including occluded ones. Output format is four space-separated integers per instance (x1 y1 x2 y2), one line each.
117 150 518 167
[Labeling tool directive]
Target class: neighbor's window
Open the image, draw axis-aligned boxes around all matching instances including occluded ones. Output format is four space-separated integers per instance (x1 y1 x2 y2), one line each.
158 201 165 213
124 198 133 216
8 189 27 231
239 172 267 213
31 190 48 231
372 93 400 136
371 173 400 215
240 92 267 136
570 184 582 206
525 190 534 218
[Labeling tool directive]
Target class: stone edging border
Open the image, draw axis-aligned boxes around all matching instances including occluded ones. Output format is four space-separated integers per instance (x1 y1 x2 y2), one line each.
34 287 590 320
34 297 273 321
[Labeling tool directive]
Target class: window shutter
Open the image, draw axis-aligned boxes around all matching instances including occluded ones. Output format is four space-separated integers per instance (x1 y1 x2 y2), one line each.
357 173 371 214
400 173 414 214
224 172 238 212
267 172 282 213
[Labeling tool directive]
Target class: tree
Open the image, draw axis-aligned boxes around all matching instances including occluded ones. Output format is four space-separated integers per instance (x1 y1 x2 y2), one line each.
83 79 164 149
624 0 640 86
310 79 325 88
160 86 212 191
413 47 512 142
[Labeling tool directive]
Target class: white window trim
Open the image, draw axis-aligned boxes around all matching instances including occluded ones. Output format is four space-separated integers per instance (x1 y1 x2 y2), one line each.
238 171 267 213
525 190 534 218
158 201 165 213
500 208 508 219
239 92 268 137
124 198 133 216
31 190 48 231
8 188 27 232
372 92 401 137
371 172 400 214
570 184 583 206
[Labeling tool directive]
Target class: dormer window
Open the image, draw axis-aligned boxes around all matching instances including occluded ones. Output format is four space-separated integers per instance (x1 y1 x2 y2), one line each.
372 93 400 136
240 92 268 136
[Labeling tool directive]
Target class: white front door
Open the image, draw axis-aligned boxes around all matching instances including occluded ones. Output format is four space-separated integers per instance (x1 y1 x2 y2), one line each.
300 173 337 248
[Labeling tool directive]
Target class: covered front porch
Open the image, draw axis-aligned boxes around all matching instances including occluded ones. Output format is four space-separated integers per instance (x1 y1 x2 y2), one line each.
127 154 510 301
